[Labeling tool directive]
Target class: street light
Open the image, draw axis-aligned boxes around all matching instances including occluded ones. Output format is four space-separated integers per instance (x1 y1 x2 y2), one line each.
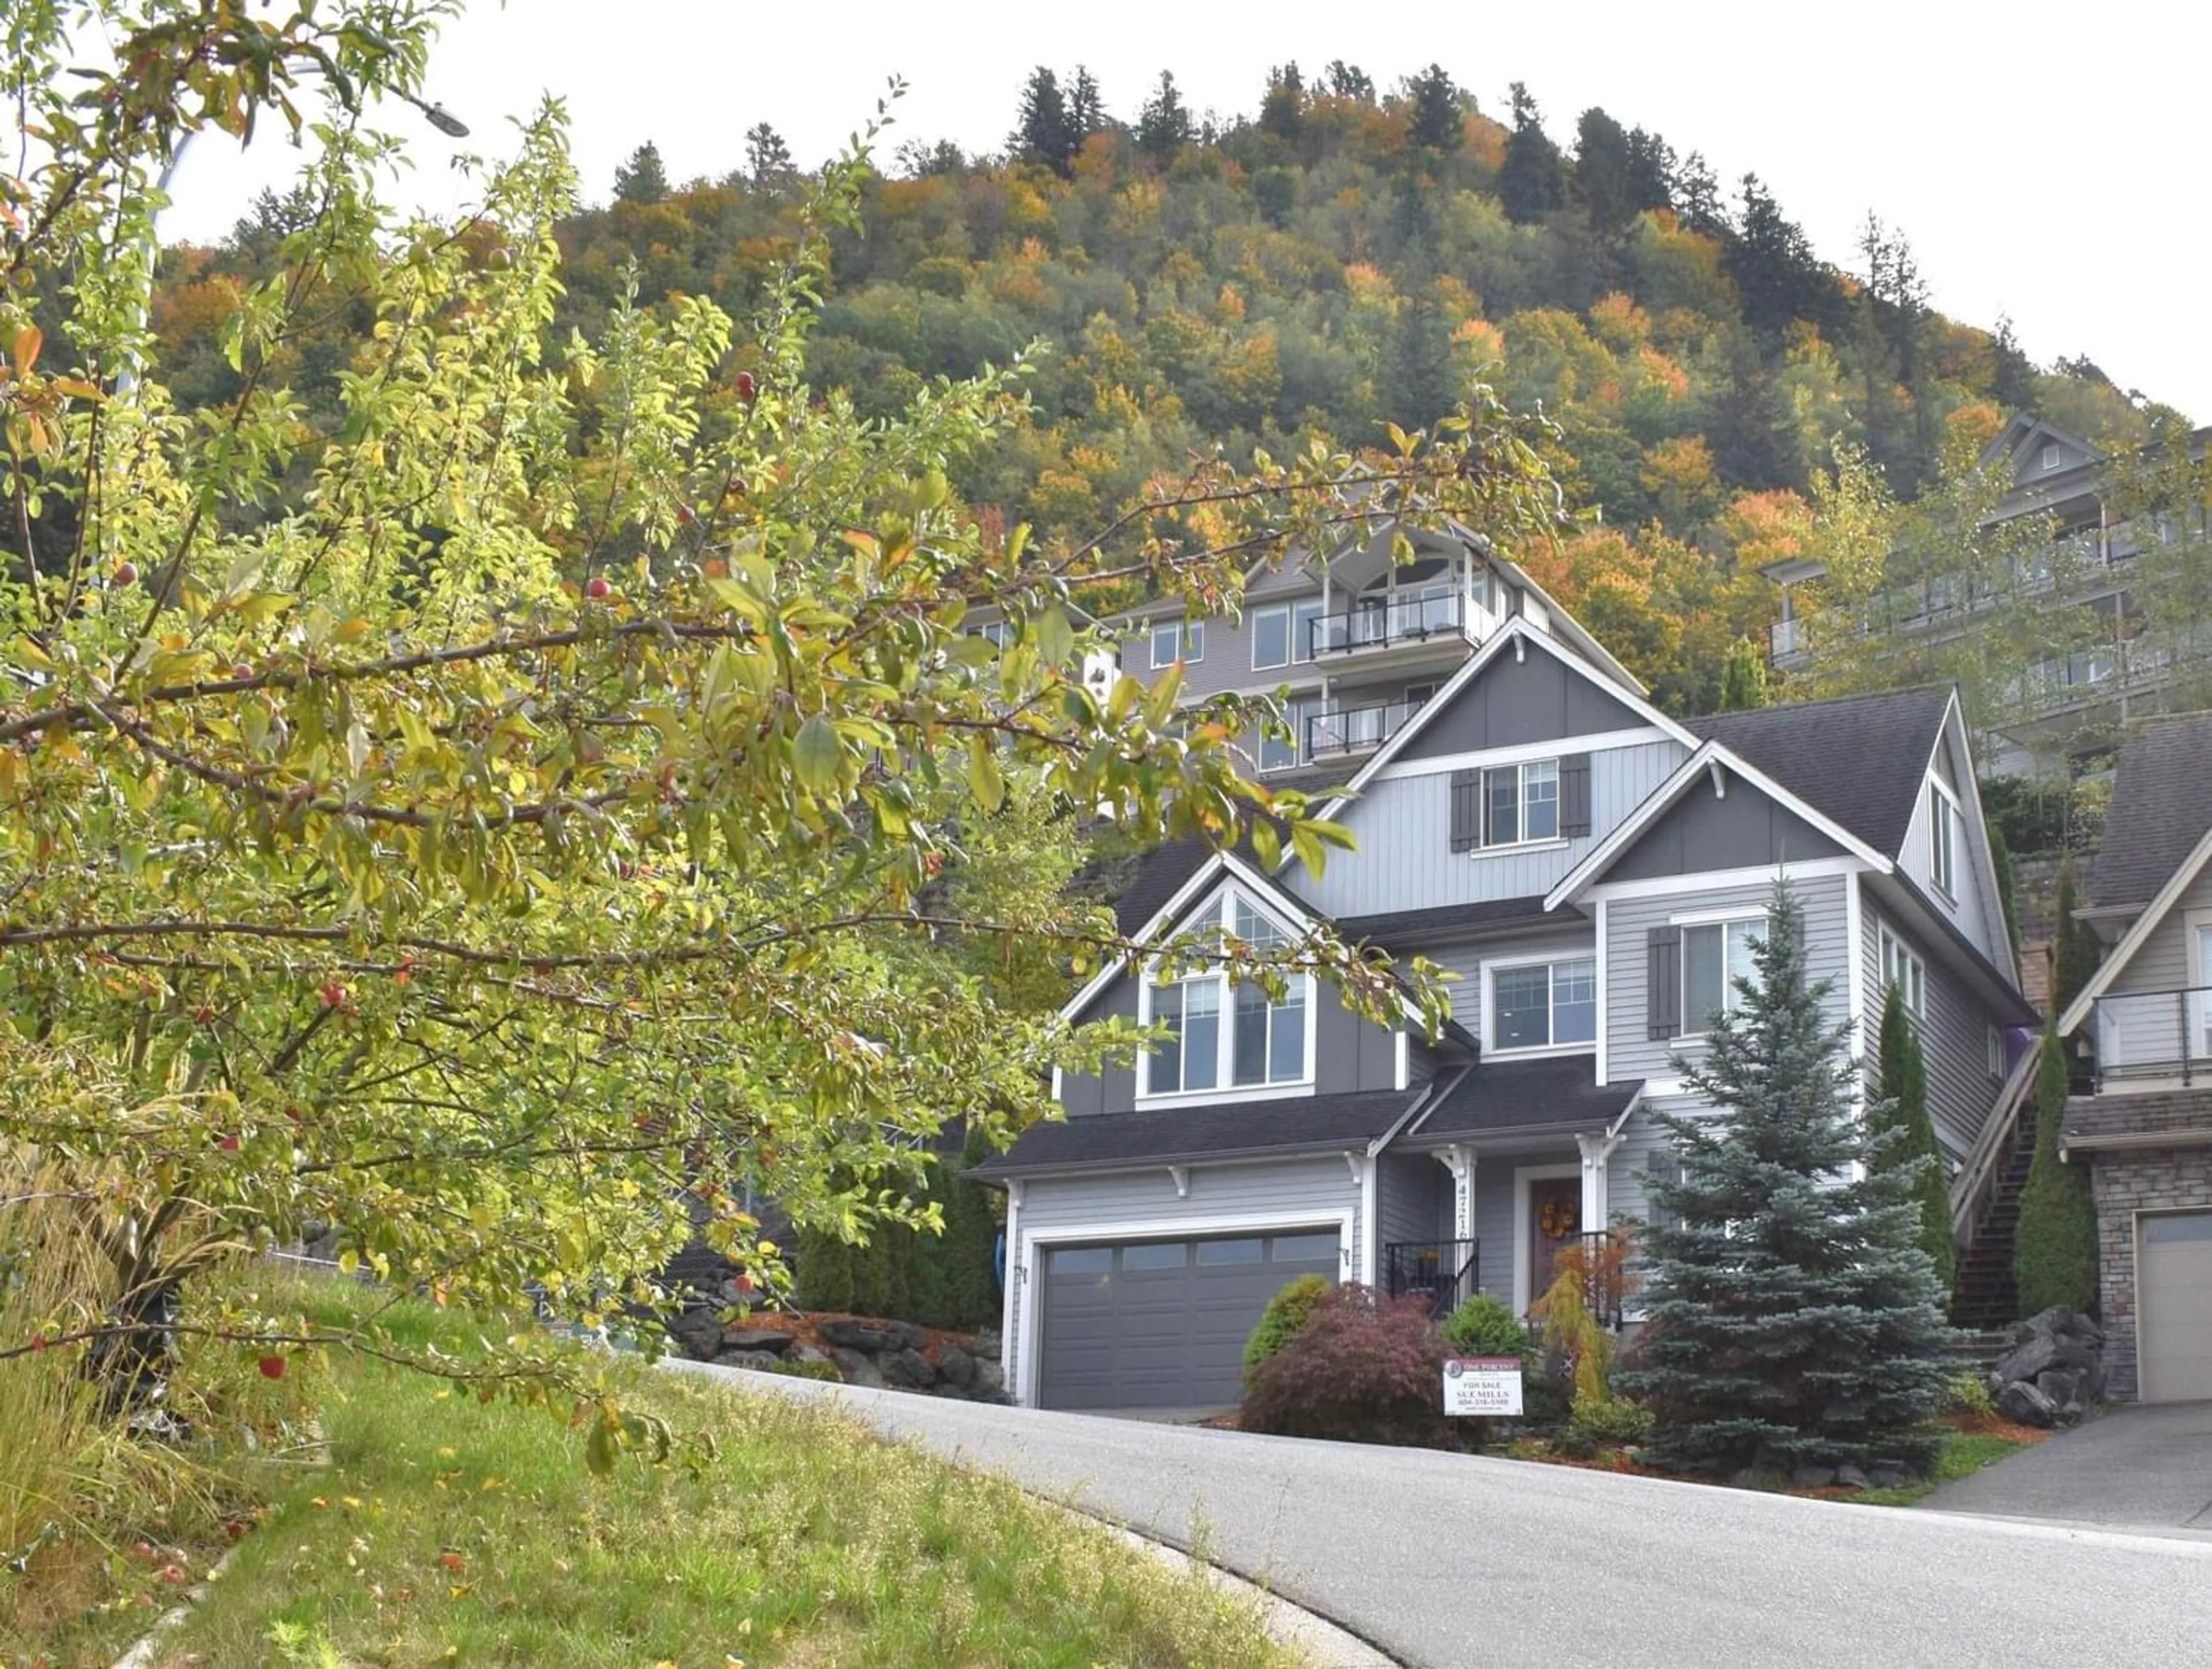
400 93 469 139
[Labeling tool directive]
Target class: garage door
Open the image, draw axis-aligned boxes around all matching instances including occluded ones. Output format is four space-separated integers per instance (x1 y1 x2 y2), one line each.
2140 1211 2212 1402
1038 1230 1341 1410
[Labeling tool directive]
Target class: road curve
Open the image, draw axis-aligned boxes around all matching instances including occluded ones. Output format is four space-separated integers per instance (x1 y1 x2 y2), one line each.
671 1363 2212 1669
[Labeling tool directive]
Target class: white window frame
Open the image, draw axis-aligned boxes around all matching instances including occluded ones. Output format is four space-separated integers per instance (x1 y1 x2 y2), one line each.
972 619 1012 651
1676 910 1767 1041
2041 442 2062 472
1927 778 1960 900
1879 923 1926 1019
1250 605 1290 672
1986 1024 2005 1082
1481 757 1563 851
1257 695 1316 776
1482 951 1599 1057
1136 887 1316 1105
1291 597 1323 664
1149 618 1203 670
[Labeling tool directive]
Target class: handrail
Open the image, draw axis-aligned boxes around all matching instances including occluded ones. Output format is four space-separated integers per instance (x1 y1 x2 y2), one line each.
1304 696 1426 761
2088 985 2212 1089
1307 593 1465 658
1950 1044 2042 1236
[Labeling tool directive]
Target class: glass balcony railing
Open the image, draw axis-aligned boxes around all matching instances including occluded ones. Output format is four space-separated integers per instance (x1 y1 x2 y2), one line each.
1304 697 1428 761
1307 593 1467 658
2093 988 2212 1089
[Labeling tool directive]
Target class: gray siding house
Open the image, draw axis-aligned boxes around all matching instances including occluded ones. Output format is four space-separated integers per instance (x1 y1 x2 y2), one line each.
974 534 2033 1412
2055 712 2212 1402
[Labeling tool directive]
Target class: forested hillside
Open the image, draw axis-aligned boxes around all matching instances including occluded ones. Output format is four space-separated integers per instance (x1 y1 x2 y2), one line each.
157 62 2175 713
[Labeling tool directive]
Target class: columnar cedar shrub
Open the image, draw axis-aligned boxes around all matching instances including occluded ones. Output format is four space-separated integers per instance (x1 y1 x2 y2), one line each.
1240 1285 1450 1448
1241 1273 1332 1375
1872 984 1956 1293
2013 1027 2099 1317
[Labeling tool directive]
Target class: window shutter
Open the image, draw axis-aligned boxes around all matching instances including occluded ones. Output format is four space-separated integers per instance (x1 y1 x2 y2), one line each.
1559 753 1592 838
1647 924 1683 1041
1449 769 1480 853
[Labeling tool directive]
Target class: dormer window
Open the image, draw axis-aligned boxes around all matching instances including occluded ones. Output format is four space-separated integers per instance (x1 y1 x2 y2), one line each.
2041 443 2062 472
1928 780 1960 900
1140 891 1312 1100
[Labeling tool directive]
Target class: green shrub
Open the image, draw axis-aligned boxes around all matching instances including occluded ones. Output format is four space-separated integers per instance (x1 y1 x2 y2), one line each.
1941 1370 1995 1420
2015 1028 2098 1316
1241 1273 1332 1374
795 1226 857 1314
1240 1285 1451 1448
1439 1292 1529 1357
767 1356 844 1382
1570 1395 1654 1444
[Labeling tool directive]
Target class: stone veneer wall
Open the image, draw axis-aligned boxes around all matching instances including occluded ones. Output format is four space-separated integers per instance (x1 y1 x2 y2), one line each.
2089 1144 2212 1401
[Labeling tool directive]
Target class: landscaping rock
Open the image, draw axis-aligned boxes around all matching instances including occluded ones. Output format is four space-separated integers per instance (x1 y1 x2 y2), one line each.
719 1328 793 1356
969 1328 1002 1361
2034 1367 2082 1413
936 1342 976 1391
971 1356 1006 1401
1866 1463 1910 1489
1997 1379 2059 1429
1729 1467 1783 1490
1833 1464 1869 1491
786 1342 836 1371
816 1317 929 1355
1789 1465 1837 1489
667 1308 724 1360
712 1349 784 1373
825 1346 885 1390
880 1347 936 1390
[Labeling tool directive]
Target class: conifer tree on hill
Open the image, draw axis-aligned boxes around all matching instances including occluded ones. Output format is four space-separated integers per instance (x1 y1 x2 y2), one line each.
1136 70 1194 165
612 140 669 206
1619 881 1952 1478
1499 82 1567 224
1012 66 1078 176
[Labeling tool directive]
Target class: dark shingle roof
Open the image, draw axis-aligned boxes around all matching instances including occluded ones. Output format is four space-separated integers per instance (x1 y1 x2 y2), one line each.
1402 1056 1642 1141
970 1088 1415 1179
1683 686 1953 858
1339 896 1555 950
2090 713 2212 907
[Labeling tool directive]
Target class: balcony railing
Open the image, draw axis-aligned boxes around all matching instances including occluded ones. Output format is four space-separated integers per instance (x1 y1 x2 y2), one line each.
1305 696 1426 761
1307 593 1466 659
2092 987 2212 1089
1578 1230 1627 1332
1382 1238 1478 1319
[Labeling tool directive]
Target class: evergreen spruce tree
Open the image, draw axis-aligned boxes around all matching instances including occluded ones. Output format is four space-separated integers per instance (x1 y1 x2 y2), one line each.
1391 278 1459 432
1498 83 1566 224
1067 66 1105 144
1623 127 1676 216
1135 70 1194 165
1717 635 1771 711
1573 106 1636 238
1873 984 1956 1293
1259 63 1306 144
1404 65 1463 153
744 122 795 191
2013 1027 2099 1316
1325 60 1377 103
612 141 669 206
1619 881 1952 1477
1011 67 1077 176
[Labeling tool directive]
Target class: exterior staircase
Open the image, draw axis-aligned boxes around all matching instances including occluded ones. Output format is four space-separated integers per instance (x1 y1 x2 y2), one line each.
1949 1109 2039 1330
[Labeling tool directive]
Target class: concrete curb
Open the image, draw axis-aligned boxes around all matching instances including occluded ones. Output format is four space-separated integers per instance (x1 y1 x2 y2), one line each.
109 1548 235 1669
663 1357 1399 1667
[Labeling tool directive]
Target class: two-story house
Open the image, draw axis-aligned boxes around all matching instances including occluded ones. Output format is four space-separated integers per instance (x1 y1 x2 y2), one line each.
2053 712 2212 1402
974 563 2034 1413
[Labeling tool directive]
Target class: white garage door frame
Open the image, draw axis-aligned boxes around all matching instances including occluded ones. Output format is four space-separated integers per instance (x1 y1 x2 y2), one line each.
1015 1207 1354 1408
2135 1205 2212 1404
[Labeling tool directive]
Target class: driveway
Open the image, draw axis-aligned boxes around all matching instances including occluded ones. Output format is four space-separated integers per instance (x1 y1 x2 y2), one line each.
1921 1401 2212 1530
675 1364 2212 1669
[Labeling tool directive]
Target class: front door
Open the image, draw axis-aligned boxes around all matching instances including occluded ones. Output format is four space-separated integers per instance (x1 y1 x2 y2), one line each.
1528 1177 1581 1314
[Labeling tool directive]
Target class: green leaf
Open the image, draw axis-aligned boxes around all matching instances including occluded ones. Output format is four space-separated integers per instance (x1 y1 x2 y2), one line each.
967 735 1005 814
793 713 842 794
1033 604 1074 669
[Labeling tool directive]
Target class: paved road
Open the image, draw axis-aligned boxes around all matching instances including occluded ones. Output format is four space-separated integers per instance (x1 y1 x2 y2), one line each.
672 1364 2212 1669
1923 1401 2212 1530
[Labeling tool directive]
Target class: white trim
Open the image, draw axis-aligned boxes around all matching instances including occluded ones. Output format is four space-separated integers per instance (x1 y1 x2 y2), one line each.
1013 1205 1357 1406
2058 822 2212 1037
1577 1129 1623 1227
1134 882 1318 1103
1846 871 1868 1071
1050 1064 1063 1102
1394 1027 1410 1091
1544 740 1895 912
1594 897 1610 1087
1134 1081 1315 1113
1927 774 1962 904
1374 727 1671 782
1574 856 1874 905
2187 908 2212 985
1358 1156 1379 1284
999 1177 1025 1394
1877 921 1927 1019
1668 904 1773 929
1513 1163 1584 1316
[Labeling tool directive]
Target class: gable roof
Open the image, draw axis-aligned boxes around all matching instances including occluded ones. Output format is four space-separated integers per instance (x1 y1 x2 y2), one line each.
2090 712 2212 908
1680 686 1953 859
1338 895 1555 951
1397 1056 1642 1143
2058 792 2212 1040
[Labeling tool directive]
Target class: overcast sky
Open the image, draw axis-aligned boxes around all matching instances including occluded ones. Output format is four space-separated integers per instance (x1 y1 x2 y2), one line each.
160 0 2210 419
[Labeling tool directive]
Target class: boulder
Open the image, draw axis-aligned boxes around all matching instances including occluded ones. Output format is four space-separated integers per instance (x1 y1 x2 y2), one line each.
1990 1333 2096 1390
786 1342 836 1371
825 1346 885 1389
2034 1368 2082 1414
969 1329 1002 1361
1866 1462 1911 1490
666 1308 724 1361
880 1347 937 1390
815 1318 902 1353
1789 1465 1838 1489
1997 1379 2059 1429
936 1343 976 1391
712 1349 784 1373
971 1356 1006 1401
1833 1464 1869 1491
719 1328 793 1356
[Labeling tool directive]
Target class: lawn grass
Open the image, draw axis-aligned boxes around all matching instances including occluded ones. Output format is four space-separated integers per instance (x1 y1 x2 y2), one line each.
139 1282 1298 1669
1843 1428 2042 1506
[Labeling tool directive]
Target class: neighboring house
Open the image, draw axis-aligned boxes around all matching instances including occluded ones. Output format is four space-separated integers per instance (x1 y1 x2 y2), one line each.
1766 412 2212 773
972 577 2034 1412
2053 712 2212 1402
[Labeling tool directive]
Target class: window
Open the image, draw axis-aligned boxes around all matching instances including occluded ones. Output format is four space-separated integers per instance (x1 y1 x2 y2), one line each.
1403 680 1441 710
1879 925 1925 1018
1683 917 1763 1034
1121 1242 1188 1270
971 619 1012 651
1142 892 1310 1097
1195 1238 1263 1265
1928 782 1959 898
1291 598 1323 663
1485 758 1560 847
1251 606 1290 671
1490 957 1597 1052
2040 442 2062 472
1150 618 1203 669
1987 1025 2005 1082
1257 696 1314 775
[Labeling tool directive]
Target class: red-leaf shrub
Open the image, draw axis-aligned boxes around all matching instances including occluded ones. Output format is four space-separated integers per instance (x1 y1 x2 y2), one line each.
1240 1284 1452 1448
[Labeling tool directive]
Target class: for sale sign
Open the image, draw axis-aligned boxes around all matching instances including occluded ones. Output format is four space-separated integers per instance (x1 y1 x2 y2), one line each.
1442 1355 1524 1417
